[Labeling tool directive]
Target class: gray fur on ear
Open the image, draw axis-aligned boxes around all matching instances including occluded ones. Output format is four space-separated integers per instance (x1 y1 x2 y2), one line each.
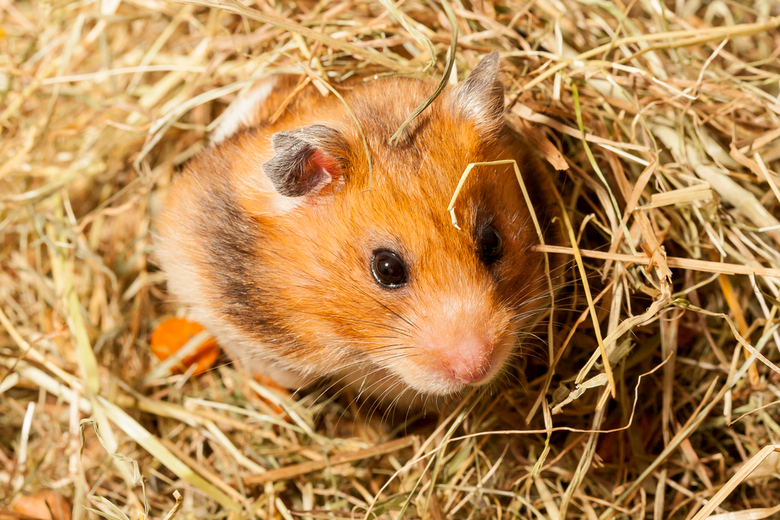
262 125 345 197
450 51 505 132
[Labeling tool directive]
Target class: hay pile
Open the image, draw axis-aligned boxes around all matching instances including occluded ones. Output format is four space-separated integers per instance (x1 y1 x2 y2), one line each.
2 0 780 518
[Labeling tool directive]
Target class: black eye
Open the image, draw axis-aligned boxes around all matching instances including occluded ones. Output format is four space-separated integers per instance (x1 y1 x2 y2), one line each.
371 250 408 288
479 225 502 265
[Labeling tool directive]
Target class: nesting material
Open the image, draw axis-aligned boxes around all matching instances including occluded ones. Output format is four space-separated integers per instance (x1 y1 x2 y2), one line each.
2 1 780 519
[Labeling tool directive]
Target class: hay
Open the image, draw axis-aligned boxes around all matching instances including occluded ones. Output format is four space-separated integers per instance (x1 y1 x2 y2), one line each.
2 0 780 519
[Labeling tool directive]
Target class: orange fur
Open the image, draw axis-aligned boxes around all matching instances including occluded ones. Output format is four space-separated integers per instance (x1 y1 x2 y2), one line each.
157 57 557 405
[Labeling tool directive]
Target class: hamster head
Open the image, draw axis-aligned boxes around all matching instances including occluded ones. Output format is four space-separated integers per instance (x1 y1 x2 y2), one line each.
158 52 554 400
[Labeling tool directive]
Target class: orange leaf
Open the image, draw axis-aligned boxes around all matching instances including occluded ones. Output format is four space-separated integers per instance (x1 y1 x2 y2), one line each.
12 492 71 520
150 318 219 376
253 374 291 418
254 373 290 395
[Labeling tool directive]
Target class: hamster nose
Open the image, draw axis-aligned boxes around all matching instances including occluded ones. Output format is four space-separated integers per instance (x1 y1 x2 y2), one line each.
445 337 493 385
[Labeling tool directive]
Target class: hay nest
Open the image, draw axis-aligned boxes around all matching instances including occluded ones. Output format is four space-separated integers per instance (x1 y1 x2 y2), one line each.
2 0 780 519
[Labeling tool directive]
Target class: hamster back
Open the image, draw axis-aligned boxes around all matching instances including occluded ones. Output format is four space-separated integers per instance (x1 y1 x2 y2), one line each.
157 52 556 402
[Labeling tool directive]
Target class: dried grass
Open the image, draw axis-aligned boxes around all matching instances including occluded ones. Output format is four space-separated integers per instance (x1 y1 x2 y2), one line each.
2 0 780 519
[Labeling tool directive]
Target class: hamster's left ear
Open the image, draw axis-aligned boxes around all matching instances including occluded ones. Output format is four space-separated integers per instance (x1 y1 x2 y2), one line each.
262 125 346 197
450 51 505 133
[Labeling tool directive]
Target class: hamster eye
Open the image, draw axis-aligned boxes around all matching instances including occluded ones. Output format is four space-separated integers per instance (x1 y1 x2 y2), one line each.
371 250 408 288
479 225 502 265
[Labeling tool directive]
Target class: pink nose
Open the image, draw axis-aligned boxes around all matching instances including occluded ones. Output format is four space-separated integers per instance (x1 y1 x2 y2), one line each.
445 337 492 385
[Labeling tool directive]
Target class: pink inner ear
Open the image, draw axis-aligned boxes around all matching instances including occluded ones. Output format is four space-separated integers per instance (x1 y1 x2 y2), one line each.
309 149 342 185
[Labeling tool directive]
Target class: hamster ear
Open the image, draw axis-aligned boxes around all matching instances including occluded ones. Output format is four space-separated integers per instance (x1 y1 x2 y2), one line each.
450 51 505 132
262 125 345 197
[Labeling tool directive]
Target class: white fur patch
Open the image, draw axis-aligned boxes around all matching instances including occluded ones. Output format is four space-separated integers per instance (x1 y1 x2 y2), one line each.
210 77 278 146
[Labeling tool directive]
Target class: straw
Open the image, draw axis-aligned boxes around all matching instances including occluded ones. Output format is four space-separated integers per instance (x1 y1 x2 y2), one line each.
3 0 780 518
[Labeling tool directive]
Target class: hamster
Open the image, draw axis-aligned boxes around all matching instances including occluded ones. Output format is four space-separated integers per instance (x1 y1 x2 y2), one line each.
156 52 556 405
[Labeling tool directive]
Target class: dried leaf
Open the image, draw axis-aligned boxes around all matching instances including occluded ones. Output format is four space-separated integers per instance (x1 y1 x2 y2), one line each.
150 318 219 376
12 493 71 520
